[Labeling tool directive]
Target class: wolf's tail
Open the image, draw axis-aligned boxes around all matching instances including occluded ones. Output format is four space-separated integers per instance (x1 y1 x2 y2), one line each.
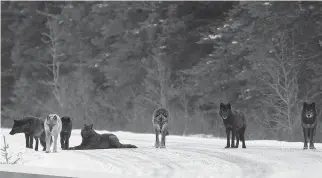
119 144 137 148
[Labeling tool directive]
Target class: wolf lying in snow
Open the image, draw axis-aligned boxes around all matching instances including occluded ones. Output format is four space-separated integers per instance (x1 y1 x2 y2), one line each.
68 124 137 150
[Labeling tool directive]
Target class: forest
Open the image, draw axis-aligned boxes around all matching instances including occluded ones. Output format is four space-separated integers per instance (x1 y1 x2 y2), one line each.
1 1 322 142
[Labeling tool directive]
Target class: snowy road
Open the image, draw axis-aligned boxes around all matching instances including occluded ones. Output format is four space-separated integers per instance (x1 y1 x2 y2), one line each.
1 128 322 178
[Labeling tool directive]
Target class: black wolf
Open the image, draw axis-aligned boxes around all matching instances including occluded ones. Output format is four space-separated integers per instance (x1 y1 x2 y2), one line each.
152 108 170 148
301 102 317 149
219 103 247 148
9 117 52 151
60 116 72 150
67 124 137 150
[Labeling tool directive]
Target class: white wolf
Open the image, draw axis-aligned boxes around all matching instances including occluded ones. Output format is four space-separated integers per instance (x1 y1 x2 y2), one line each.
44 114 62 153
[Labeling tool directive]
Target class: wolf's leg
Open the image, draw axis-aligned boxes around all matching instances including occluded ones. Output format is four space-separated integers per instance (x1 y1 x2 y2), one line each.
154 127 160 148
53 134 58 152
160 123 168 148
39 131 46 151
240 127 246 148
303 128 308 149
235 132 240 148
40 138 46 151
60 133 65 150
25 134 30 148
45 132 51 153
225 128 230 148
34 138 39 151
309 128 316 149
29 135 33 149
160 131 167 148
231 128 236 148
65 133 70 149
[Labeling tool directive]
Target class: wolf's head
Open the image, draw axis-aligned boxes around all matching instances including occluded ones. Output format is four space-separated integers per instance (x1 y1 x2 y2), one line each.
153 108 169 122
219 103 232 120
45 114 60 132
9 119 31 135
61 116 72 133
81 124 95 138
302 102 316 119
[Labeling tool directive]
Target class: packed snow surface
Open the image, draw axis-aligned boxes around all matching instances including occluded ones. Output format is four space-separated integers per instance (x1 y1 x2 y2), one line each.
1 128 322 178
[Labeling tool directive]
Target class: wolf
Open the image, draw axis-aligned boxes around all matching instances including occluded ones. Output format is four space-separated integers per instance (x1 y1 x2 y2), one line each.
60 116 72 150
9 117 51 151
152 108 170 148
44 114 62 153
301 102 317 149
219 103 247 148
67 124 137 150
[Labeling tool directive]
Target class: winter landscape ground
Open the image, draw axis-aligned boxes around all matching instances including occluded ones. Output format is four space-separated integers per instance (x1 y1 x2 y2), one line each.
1 128 322 178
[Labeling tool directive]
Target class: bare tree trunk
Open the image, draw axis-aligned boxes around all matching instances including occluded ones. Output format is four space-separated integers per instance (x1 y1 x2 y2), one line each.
40 16 64 113
155 55 169 108
254 29 302 139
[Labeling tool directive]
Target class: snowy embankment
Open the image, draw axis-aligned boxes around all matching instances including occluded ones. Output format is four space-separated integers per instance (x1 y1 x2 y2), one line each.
1 128 322 178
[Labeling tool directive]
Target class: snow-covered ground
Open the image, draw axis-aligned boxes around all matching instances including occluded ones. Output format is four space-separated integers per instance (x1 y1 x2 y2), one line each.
1 128 322 178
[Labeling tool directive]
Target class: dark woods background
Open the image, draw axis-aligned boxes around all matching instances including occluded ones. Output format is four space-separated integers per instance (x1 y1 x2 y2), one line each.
2 1 322 142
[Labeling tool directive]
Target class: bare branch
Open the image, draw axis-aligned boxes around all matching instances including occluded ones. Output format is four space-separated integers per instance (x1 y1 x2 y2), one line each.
36 10 58 20
41 32 53 41
137 95 159 107
32 97 55 113
38 80 55 86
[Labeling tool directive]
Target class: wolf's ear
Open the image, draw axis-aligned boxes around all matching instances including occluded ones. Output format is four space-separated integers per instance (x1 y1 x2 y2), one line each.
220 103 224 108
62 117 71 122
311 102 315 108
303 102 308 108
13 119 17 123
89 124 93 129
227 103 231 109
84 124 87 127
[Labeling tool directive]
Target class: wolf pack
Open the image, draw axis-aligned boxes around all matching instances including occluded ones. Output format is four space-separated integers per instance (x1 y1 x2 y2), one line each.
8 101 318 153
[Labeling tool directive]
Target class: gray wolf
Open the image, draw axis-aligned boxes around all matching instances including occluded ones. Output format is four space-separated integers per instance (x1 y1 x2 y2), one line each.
68 124 137 150
60 116 72 150
44 114 62 153
301 102 317 149
219 103 247 148
152 108 170 148
9 117 51 151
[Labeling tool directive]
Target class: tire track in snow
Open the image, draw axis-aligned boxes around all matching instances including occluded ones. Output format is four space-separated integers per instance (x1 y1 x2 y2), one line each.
176 144 275 178
127 148 180 178
73 150 140 175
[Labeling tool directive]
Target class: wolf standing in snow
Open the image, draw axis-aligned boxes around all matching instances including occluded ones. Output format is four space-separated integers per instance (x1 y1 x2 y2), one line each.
60 116 72 150
301 102 317 149
9 117 50 151
152 108 170 148
44 114 62 153
219 103 247 149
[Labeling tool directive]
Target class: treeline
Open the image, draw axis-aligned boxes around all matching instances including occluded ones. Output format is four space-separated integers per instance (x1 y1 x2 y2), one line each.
1 1 322 141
